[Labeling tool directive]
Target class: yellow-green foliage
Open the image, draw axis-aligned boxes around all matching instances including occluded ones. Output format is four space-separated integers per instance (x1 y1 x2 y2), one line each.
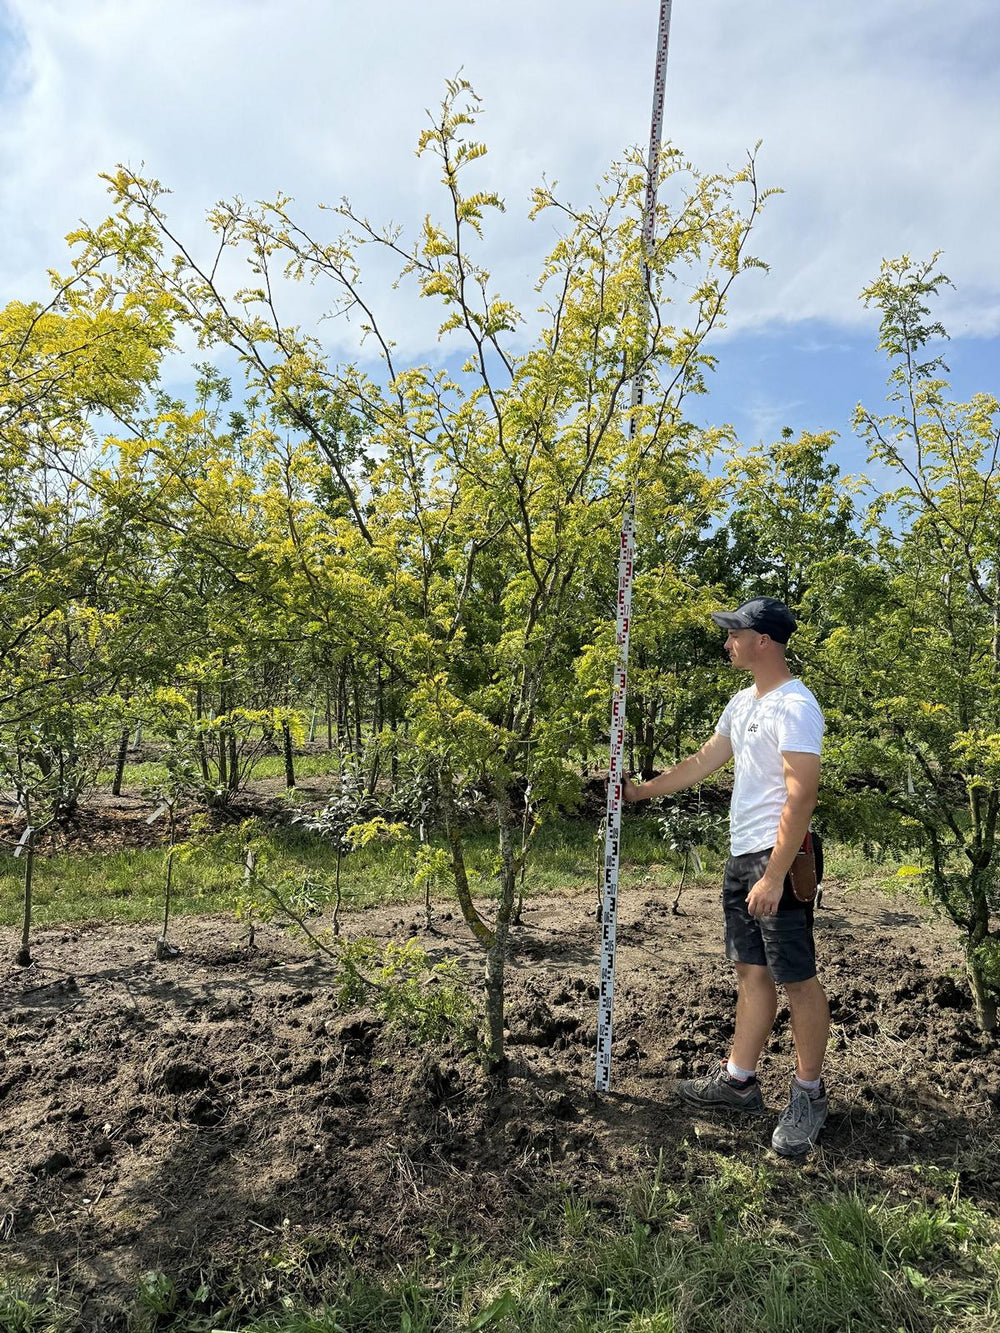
336 937 477 1045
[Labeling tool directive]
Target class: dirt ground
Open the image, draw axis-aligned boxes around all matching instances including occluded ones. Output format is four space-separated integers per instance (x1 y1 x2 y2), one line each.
1 874 998 1329
0 773 345 858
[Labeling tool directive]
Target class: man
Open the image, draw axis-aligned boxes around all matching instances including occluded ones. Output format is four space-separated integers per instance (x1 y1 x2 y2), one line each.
624 596 829 1157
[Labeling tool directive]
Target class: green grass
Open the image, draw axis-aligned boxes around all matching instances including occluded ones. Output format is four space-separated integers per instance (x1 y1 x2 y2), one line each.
95 751 344 789
0 1277 67 1333
8 1166 997 1332
172 1179 1000 1333
0 812 901 932
0 823 422 929
0 815 660 930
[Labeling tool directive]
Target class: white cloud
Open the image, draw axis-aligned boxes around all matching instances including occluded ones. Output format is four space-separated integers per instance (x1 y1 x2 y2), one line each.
1 0 997 370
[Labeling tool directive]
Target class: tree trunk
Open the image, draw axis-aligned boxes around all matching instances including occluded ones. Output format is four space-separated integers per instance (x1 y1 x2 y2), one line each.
639 696 657 779
366 747 380 798
218 689 229 790
59 737 80 819
244 845 256 949
596 815 606 919
282 720 296 788
424 858 434 933
967 948 998 1033
326 682 334 751
337 669 349 752
366 665 382 793
333 849 343 937
353 671 362 754
967 870 998 1032
484 936 507 1074
156 808 176 960
111 725 131 797
16 827 36 968
227 731 239 791
513 800 534 926
195 686 210 783
442 792 493 949
484 789 518 1076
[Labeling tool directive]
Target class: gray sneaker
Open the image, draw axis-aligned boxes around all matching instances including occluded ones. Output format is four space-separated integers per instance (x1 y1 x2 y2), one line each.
771 1080 828 1157
677 1062 765 1115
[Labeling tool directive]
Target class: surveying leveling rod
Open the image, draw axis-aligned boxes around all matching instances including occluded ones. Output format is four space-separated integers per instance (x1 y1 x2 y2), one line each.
595 0 673 1093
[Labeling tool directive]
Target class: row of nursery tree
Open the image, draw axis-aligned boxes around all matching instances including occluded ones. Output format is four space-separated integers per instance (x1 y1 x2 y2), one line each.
2 83 998 1052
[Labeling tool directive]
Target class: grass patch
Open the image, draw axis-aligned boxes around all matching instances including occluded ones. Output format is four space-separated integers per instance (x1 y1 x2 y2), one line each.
0 815 667 931
0 813 706 930
0 823 423 929
0 1274 72 1333
821 839 910 890
0 811 901 932
19 1169 1000 1332
95 751 344 790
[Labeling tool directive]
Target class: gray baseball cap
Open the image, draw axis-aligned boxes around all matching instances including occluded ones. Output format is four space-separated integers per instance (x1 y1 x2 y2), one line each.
711 597 797 644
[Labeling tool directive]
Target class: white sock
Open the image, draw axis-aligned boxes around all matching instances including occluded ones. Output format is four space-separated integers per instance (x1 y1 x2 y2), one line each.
726 1059 756 1082
794 1074 822 1094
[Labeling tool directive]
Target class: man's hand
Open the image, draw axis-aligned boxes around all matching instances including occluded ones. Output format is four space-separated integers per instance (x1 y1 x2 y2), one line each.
746 874 784 919
617 733 734 806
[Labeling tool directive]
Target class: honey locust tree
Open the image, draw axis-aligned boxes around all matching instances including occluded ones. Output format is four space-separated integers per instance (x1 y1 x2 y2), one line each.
0 238 174 833
700 429 862 610
814 255 1000 1030
0 236 173 717
96 376 317 801
87 81 773 1069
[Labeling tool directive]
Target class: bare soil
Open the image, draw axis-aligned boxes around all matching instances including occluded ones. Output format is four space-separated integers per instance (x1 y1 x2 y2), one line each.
0 772 345 858
1 875 998 1330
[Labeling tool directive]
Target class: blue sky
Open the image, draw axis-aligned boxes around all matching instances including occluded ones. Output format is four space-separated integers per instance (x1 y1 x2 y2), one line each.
699 323 1000 482
1 0 996 484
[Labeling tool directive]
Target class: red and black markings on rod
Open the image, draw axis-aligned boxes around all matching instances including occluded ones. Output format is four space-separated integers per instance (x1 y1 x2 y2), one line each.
595 0 673 1095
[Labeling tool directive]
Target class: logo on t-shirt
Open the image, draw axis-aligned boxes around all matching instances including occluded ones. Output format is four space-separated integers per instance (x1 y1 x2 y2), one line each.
748 723 759 734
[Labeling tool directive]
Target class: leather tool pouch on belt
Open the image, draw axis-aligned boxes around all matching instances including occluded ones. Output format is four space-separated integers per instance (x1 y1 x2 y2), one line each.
788 830 822 903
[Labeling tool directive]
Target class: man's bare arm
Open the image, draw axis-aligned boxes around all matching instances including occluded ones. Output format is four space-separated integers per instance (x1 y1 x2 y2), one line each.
765 751 820 882
745 753 820 919
623 732 733 802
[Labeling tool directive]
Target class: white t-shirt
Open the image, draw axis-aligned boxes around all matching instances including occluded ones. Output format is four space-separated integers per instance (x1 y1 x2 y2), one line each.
715 680 824 856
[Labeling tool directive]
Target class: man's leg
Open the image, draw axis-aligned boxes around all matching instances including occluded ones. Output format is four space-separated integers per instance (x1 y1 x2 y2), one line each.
770 975 829 1157
757 894 830 1155
677 962 773 1114
730 962 778 1072
783 976 829 1082
676 856 771 1115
